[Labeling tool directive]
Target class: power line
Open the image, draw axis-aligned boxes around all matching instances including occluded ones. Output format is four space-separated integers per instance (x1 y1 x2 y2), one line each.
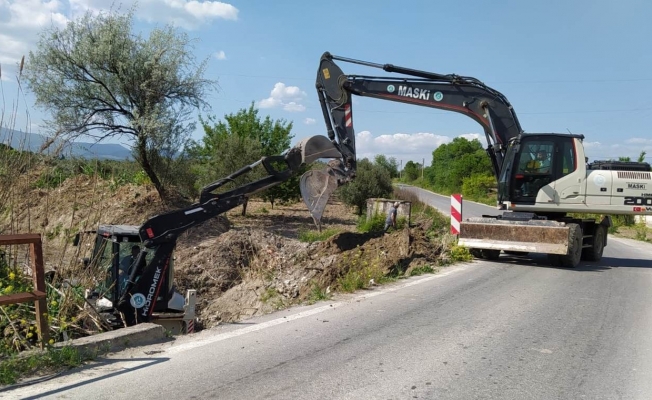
213 96 652 116
216 73 652 85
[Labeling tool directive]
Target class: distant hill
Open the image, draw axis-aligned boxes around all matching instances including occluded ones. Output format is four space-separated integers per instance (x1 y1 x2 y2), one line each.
0 127 132 160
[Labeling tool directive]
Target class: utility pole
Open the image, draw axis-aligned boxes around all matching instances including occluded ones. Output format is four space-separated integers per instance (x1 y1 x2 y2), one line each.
422 158 424 179
400 160 402 179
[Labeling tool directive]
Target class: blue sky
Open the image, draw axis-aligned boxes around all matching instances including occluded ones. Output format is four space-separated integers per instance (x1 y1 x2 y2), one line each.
1 0 651 166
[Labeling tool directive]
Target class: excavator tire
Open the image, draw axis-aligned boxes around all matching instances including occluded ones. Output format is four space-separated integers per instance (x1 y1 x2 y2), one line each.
470 249 484 259
504 250 529 256
582 225 606 262
548 223 582 268
481 249 501 260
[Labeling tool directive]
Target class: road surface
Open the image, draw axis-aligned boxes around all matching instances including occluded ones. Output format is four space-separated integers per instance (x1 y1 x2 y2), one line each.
5 186 652 400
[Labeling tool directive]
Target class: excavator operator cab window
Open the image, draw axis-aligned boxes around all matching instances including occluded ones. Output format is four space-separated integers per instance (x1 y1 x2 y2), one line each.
513 141 555 200
507 135 579 204
559 140 577 177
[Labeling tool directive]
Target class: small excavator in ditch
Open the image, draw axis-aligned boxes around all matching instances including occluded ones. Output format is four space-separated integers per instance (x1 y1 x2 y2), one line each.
75 135 347 332
78 52 652 332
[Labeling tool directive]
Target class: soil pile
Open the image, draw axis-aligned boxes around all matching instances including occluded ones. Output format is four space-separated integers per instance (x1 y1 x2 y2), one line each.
173 215 446 330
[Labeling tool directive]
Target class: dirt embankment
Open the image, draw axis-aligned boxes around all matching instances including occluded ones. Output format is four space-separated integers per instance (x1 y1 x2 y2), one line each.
174 213 446 329
1 172 449 331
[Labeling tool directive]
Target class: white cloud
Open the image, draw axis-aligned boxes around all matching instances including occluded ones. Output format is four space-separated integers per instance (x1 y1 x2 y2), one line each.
184 1 238 20
0 0 68 77
0 0 238 77
214 50 226 60
304 118 316 125
582 141 602 148
625 137 652 145
355 131 481 166
572 138 652 162
70 0 239 28
257 82 307 112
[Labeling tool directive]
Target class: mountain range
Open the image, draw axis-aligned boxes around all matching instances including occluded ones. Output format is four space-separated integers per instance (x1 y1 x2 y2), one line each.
0 127 132 160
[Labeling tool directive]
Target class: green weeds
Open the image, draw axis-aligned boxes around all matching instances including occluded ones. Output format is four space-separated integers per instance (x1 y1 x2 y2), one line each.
0 345 94 386
298 228 340 243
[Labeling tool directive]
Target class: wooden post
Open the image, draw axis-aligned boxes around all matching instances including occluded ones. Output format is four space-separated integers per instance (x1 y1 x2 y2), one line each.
0 234 49 348
31 237 49 346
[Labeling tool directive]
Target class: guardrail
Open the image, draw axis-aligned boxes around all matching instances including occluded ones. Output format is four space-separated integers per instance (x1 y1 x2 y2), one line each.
0 233 50 347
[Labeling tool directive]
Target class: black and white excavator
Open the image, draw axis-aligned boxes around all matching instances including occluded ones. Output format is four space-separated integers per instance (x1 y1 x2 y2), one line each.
78 52 652 331
306 52 652 268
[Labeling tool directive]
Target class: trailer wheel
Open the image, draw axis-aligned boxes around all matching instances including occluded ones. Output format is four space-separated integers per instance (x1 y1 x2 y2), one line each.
557 223 582 268
582 225 606 262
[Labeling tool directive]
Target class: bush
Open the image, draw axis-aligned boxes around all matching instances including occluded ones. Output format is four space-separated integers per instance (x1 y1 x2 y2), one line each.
462 173 496 203
338 158 393 215
357 212 386 233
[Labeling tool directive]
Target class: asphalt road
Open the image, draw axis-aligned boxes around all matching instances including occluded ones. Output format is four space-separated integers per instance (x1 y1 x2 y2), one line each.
6 187 652 400
396 183 503 219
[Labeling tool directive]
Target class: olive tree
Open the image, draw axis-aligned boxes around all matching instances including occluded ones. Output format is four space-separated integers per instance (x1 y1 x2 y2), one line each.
23 7 216 198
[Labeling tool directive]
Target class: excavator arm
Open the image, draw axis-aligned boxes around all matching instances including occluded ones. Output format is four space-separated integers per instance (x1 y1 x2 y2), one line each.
117 135 343 325
301 52 525 224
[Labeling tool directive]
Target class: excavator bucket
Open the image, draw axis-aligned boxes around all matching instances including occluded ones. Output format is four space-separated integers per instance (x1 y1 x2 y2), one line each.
457 217 570 255
295 135 347 231
300 168 339 231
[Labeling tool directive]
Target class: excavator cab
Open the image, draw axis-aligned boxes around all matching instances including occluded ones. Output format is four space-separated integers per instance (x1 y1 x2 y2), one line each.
498 133 582 206
78 225 185 327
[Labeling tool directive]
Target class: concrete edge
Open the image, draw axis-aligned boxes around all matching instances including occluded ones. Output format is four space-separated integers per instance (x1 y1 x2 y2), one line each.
53 323 169 356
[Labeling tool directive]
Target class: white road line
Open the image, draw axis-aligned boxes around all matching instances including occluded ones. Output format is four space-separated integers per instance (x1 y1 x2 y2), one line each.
165 263 472 355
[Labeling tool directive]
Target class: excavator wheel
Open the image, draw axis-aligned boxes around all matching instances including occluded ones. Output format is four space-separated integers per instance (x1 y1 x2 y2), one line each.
481 249 501 260
504 250 529 256
548 223 582 268
470 249 484 259
469 249 500 260
582 225 606 262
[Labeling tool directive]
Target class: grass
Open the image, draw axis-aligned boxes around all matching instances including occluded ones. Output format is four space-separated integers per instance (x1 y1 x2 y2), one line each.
410 265 436 276
298 228 340 243
447 244 474 263
568 213 652 242
260 287 277 303
307 282 331 304
0 345 95 386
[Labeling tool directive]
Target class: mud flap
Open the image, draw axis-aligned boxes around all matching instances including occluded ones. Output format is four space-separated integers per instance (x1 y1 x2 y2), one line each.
458 218 570 255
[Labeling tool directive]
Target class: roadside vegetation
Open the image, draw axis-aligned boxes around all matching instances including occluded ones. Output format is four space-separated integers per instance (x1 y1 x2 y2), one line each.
4 3 650 388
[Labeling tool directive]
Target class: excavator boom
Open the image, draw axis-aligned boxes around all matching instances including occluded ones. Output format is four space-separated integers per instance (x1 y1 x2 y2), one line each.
317 53 523 174
302 52 525 225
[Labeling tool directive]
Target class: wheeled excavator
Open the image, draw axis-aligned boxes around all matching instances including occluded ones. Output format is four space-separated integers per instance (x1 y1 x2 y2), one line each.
77 52 652 331
304 52 652 269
